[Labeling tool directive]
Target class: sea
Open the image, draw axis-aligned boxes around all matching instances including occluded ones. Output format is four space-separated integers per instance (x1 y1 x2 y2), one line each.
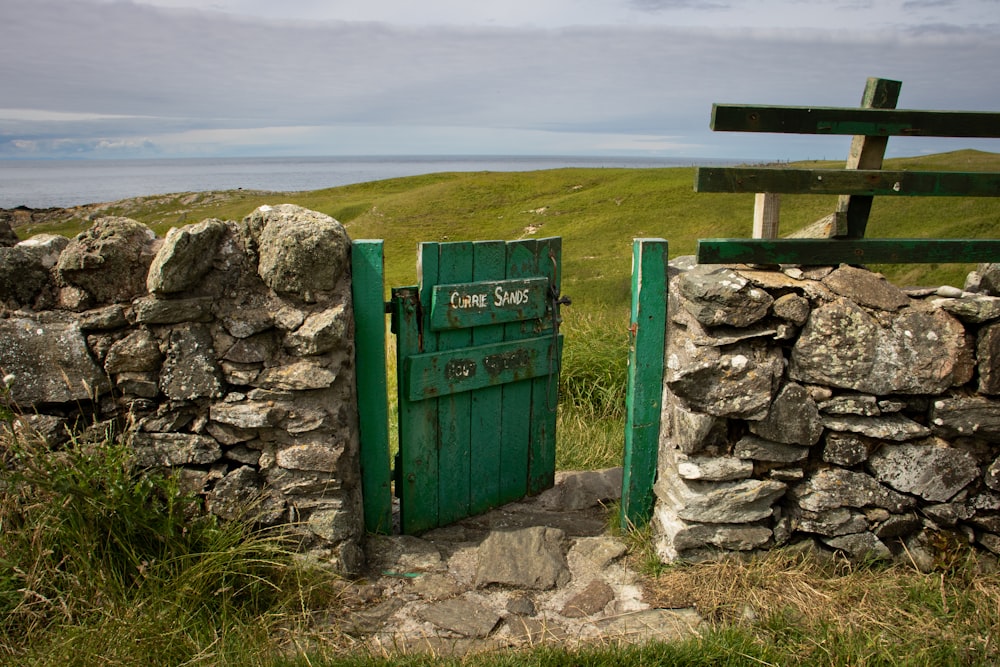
0 155 736 209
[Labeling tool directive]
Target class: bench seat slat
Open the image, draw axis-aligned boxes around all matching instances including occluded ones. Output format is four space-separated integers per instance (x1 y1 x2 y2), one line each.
695 167 1000 197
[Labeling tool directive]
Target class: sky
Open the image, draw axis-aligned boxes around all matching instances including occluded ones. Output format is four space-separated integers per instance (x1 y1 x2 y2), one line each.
2 0 999 161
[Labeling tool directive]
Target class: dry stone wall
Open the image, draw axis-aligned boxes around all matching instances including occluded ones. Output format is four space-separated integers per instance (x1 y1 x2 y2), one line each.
655 259 1000 568
0 205 364 573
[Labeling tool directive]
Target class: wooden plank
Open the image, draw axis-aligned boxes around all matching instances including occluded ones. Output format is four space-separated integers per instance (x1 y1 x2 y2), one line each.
351 240 393 534
710 104 1000 137
469 240 506 515
836 77 900 239
621 239 668 530
697 238 1000 265
498 239 539 504
527 236 561 495
429 277 549 331
752 193 781 239
695 168 1000 197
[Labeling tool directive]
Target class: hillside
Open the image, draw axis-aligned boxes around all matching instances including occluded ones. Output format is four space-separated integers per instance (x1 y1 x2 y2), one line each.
8 149 1000 307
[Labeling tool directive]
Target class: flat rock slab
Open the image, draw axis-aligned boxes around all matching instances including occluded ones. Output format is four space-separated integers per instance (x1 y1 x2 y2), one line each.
597 608 704 643
475 526 570 590
560 579 615 618
416 598 501 638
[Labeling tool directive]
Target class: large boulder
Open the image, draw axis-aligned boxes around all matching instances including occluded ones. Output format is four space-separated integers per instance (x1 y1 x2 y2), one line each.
0 235 67 306
56 217 158 304
146 219 227 294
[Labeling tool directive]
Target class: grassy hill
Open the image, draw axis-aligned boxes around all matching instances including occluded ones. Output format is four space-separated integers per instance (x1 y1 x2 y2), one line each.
17 149 1000 308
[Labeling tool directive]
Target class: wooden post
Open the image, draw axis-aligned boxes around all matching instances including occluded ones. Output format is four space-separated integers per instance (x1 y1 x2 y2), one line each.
752 192 781 239
621 238 668 530
834 77 902 238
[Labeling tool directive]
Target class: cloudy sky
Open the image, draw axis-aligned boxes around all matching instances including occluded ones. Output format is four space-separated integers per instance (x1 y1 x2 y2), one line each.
2 0 999 161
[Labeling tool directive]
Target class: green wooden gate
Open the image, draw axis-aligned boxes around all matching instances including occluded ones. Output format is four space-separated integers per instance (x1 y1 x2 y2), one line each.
390 238 566 534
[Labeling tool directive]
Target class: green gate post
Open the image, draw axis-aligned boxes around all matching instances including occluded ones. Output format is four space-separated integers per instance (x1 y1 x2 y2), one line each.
621 238 668 530
352 240 393 534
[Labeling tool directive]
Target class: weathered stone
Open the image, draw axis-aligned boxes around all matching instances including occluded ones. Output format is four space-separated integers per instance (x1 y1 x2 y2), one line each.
671 303 778 347
677 265 773 327
159 324 224 401
78 304 128 331
505 594 536 617
0 217 17 246
366 534 444 574
56 217 157 303
666 397 729 455
224 444 261 465
256 360 338 391
276 443 341 473
931 294 1000 324
794 507 868 536
818 394 881 416
249 205 350 300
769 293 809 326
131 432 221 467
537 468 623 511
475 527 569 590
676 454 753 481
734 434 809 463
133 295 214 324
929 396 1000 441
921 502 973 527
417 598 501 638
790 468 916 513
822 532 892 561
822 413 931 441
987 455 1000 491
140 407 196 432
666 340 783 420
206 466 265 520
569 536 628 569
0 317 109 405
220 361 261 386
104 329 162 373
210 400 285 429
265 467 341 496
560 579 615 618
868 439 979 502
146 219 226 294
286 305 349 356
597 608 705 643
115 372 159 398
222 309 274 339
873 514 922 541
654 507 773 556
222 331 279 364
0 237 64 306
307 505 357 542
822 432 874 466
749 382 823 446
655 467 787 523
979 323 1000 395
791 298 973 394
8 413 69 445
822 265 910 311
979 263 1000 296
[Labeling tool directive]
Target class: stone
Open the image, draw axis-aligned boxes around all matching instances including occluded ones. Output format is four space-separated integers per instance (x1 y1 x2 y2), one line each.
366 535 444 574
867 439 979 502
411 574 463 601
666 398 729 455
596 608 704 643
772 293 811 325
104 329 163 373
569 536 628 569
115 372 159 398
822 413 931 441
929 396 1000 441
133 295 214 324
676 455 753 481
505 594 536 617
210 400 285 429
734 434 809 463
822 265 910 311
146 219 226 294
980 263 1000 296
56 217 157 304
559 579 614 618
78 304 128 331
790 298 973 395
307 505 357 542
979 323 1000 394
932 295 1000 324
224 445 261 465
222 309 274 339
677 265 773 327
8 414 69 446
536 468 623 511
794 508 868 537
749 382 824 446
285 305 349 356
131 432 222 467
655 467 787 523
666 340 783 420
822 532 892 561
222 331 279 364
671 303 777 347
276 443 342 473
0 217 17 246
988 455 1000 491
417 598 501 638
873 514 922 541
818 394 881 416
922 502 973 527
249 205 350 300
159 324 224 401
0 316 110 406
256 360 338 391
822 432 874 466
654 507 773 556
0 237 64 306
790 468 916 513
475 527 569 590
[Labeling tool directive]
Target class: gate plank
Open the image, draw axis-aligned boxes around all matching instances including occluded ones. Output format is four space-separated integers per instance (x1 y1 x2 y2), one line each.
435 242 474 526
528 236 561 495
470 240 506 514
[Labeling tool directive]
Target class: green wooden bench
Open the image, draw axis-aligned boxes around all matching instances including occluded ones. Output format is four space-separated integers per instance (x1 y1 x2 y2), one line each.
693 77 1000 265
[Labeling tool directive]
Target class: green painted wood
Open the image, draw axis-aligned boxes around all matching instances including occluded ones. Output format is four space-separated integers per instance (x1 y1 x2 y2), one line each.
710 104 1000 137
527 237 561 495
697 238 1000 265
837 77 900 239
434 242 474 526
351 240 393 535
429 277 550 330
469 240 506 515
621 239 668 530
405 336 559 401
694 168 1000 197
